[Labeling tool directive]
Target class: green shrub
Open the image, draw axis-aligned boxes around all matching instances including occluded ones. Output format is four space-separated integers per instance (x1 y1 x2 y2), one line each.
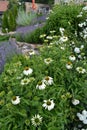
20 4 87 44
2 5 18 33
8 10 16 32
44 4 86 36
1 12 9 33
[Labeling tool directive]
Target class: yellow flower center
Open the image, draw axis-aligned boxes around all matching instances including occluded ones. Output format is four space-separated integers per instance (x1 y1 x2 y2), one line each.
24 67 29 70
67 62 72 65
46 59 51 62
12 96 16 101
38 81 42 85
24 79 28 83
71 55 74 57
45 76 49 81
35 118 39 123
79 68 82 71
47 101 51 106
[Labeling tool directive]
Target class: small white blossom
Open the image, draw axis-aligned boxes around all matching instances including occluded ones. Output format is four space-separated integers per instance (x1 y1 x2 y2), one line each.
60 46 65 50
76 67 86 74
40 34 46 38
59 36 68 43
72 99 80 105
78 23 83 27
74 47 80 53
46 36 53 40
44 58 53 65
69 55 76 61
82 6 87 11
21 78 30 85
36 81 46 90
78 54 82 59
50 30 56 34
29 49 35 55
77 14 82 17
46 17 49 20
31 114 42 127
59 27 65 35
80 45 84 49
23 67 33 76
43 76 53 85
77 110 87 124
11 96 20 105
42 99 55 111
66 62 73 69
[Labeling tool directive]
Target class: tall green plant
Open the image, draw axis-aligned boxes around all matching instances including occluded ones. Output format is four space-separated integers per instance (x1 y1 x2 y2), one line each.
2 12 9 33
2 5 18 33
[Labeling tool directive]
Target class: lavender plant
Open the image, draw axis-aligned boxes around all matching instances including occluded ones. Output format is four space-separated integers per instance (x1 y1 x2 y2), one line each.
0 39 21 73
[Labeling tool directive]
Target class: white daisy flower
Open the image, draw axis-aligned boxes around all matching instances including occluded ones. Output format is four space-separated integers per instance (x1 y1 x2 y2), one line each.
42 99 55 111
80 45 84 49
21 78 30 85
76 67 86 74
46 17 49 20
31 114 42 127
59 27 65 35
77 110 87 124
50 30 56 34
44 58 53 65
43 76 53 85
60 46 65 50
46 36 53 40
23 67 33 76
82 6 87 11
69 55 76 61
72 99 80 105
77 14 82 17
78 54 82 59
11 96 20 105
78 23 84 27
29 49 35 56
66 62 73 69
40 34 46 38
36 81 46 90
74 47 80 53
59 36 68 43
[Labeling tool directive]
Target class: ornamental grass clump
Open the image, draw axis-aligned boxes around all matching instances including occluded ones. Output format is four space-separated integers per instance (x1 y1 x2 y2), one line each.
16 9 37 26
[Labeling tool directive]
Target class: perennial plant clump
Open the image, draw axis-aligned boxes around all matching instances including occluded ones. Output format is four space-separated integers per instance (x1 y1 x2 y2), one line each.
0 25 87 130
